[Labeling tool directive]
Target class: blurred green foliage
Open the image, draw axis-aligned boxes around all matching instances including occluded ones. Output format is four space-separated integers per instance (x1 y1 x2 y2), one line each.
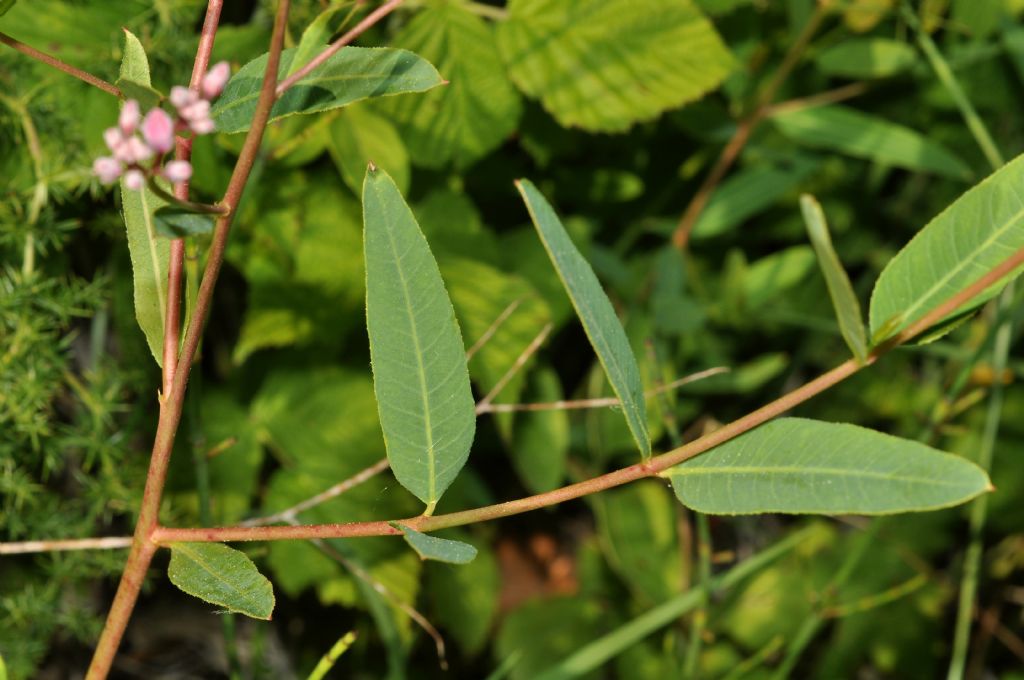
3 0 1024 678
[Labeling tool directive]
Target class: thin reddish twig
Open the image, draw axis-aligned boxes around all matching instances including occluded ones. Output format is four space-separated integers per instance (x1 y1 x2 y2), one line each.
275 0 405 96
475 323 553 411
0 31 121 97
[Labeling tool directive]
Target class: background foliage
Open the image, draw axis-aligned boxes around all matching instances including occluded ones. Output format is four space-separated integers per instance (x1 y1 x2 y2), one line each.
3 0 1024 678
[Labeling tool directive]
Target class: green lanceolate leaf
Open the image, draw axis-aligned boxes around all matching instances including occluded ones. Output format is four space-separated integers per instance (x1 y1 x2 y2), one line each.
363 167 476 510
381 0 522 169
815 38 917 79
800 195 868 362
394 524 478 564
212 46 444 134
167 542 275 619
515 179 650 458
870 152 1024 343
119 29 170 367
497 0 733 132
666 418 991 515
153 206 216 238
115 77 164 109
771 104 972 180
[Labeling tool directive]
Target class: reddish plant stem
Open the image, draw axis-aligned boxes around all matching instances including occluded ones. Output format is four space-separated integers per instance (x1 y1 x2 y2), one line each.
671 6 825 251
0 31 122 97
86 2 291 677
275 0 404 95
151 243 1024 546
163 0 224 396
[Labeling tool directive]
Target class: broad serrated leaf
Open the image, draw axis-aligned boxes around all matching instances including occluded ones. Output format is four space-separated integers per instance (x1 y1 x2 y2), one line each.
666 418 991 515
815 38 917 79
328 104 410 193
119 29 170 366
154 206 215 238
167 542 275 620
394 524 478 564
515 179 650 458
212 47 444 134
381 0 522 168
363 167 476 510
771 104 971 180
869 152 1024 343
800 195 868 361
497 0 733 132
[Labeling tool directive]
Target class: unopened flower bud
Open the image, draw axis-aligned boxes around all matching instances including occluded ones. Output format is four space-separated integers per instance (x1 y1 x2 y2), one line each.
181 99 211 122
142 108 175 154
200 61 230 99
103 127 124 152
119 100 140 134
163 160 193 183
93 156 122 184
123 168 145 191
189 117 216 135
170 85 196 109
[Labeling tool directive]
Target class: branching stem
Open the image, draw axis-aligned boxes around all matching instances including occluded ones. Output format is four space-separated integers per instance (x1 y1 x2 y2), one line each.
0 31 122 97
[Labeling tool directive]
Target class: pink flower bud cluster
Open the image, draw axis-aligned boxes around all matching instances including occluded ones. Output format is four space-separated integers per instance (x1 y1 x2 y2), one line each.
93 62 231 189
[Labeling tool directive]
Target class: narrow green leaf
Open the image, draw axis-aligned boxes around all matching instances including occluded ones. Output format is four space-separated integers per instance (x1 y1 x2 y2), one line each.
666 418 991 515
381 0 522 168
815 38 917 79
515 179 650 458
0 0 17 17
211 46 444 134
153 206 215 238
167 542 275 620
799 195 868 361
869 152 1024 343
692 159 818 239
363 167 476 509
119 29 169 366
771 104 972 179
497 0 733 132
394 524 478 564
114 77 164 109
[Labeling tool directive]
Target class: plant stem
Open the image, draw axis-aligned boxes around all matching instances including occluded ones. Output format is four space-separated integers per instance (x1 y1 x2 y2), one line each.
146 177 229 215
152 241 1024 545
163 0 224 395
671 5 825 250
0 31 122 97
86 2 291 676
475 323 553 410
949 288 1014 679
532 526 814 680
901 3 1003 171
0 537 133 554
275 0 405 95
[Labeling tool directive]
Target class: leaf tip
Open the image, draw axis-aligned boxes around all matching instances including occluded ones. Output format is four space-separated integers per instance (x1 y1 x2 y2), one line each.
367 160 378 173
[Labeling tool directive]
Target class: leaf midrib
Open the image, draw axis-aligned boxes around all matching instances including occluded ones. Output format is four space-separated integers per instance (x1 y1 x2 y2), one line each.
670 465 974 488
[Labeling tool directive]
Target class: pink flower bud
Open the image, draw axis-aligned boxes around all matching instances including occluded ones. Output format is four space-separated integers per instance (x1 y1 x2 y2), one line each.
126 136 154 164
163 160 193 183
170 85 196 109
103 127 124 152
200 61 231 99
181 99 211 122
189 116 216 135
123 168 145 191
142 108 175 154
93 156 122 184
119 100 140 134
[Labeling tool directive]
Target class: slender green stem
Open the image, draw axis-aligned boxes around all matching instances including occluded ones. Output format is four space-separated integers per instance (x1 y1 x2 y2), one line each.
900 3 1003 171
948 287 1015 679
307 632 358 680
531 526 815 680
